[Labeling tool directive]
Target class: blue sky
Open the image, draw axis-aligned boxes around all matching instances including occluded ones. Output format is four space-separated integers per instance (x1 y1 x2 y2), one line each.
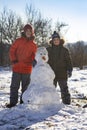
0 0 87 43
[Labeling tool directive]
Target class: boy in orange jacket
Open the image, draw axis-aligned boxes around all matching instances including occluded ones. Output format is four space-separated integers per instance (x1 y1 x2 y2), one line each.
6 24 37 108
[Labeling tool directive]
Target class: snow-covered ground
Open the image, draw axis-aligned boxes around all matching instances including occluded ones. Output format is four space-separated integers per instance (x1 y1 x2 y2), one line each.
0 67 87 130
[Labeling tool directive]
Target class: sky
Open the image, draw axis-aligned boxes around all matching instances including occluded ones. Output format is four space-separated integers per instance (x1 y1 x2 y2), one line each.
0 0 87 43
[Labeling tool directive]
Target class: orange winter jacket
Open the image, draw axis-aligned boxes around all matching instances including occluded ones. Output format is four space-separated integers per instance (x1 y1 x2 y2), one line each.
9 37 37 74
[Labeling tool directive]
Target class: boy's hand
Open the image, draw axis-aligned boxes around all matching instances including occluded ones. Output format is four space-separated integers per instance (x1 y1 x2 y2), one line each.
67 70 72 78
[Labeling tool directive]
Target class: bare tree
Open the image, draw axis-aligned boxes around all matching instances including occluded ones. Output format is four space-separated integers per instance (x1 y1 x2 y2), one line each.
0 7 23 44
83 46 87 67
25 4 52 46
55 20 68 37
0 8 23 66
66 41 86 69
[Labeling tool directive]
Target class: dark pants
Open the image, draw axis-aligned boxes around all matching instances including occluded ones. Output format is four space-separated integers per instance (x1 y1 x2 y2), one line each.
10 72 30 105
54 78 71 104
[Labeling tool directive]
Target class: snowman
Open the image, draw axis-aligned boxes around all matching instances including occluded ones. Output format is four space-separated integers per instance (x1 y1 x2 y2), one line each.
22 47 61 110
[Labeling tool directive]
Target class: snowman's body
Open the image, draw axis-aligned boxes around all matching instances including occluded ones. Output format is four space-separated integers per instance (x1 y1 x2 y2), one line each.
22 47 61 108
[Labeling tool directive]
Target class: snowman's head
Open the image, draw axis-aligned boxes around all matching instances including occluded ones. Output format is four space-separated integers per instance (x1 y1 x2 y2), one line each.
35 47 48 64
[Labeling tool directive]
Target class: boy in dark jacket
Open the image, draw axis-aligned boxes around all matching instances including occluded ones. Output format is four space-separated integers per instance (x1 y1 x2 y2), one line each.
47 31 73 105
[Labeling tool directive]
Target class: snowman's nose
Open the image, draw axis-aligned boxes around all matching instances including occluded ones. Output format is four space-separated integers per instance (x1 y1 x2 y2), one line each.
42 56 46 60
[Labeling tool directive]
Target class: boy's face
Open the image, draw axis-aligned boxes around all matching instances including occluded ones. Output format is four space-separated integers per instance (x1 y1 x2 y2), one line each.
25 29 32 38
53 38 60 45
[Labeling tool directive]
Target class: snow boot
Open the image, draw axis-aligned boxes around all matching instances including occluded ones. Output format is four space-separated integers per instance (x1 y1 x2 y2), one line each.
20 99 23 104
61 93 71 105
6 103 16 108
83 104 87 108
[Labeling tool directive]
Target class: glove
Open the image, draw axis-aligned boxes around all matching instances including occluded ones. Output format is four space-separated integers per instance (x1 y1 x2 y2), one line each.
12 60 18 64
32 59 37 67
67 70 72 78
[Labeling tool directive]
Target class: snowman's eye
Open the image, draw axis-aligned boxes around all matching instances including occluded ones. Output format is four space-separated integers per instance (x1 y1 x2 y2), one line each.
40 53 43 55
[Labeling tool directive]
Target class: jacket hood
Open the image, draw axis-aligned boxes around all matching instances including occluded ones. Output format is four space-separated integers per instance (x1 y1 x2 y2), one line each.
23 24 35 37
49 38 65 47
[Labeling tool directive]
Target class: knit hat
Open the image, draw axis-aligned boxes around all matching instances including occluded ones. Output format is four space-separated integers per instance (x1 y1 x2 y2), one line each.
52 31 60 39
23 24 34 35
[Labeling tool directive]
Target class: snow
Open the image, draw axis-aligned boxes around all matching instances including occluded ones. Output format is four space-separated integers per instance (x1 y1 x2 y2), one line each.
0 67 87 129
